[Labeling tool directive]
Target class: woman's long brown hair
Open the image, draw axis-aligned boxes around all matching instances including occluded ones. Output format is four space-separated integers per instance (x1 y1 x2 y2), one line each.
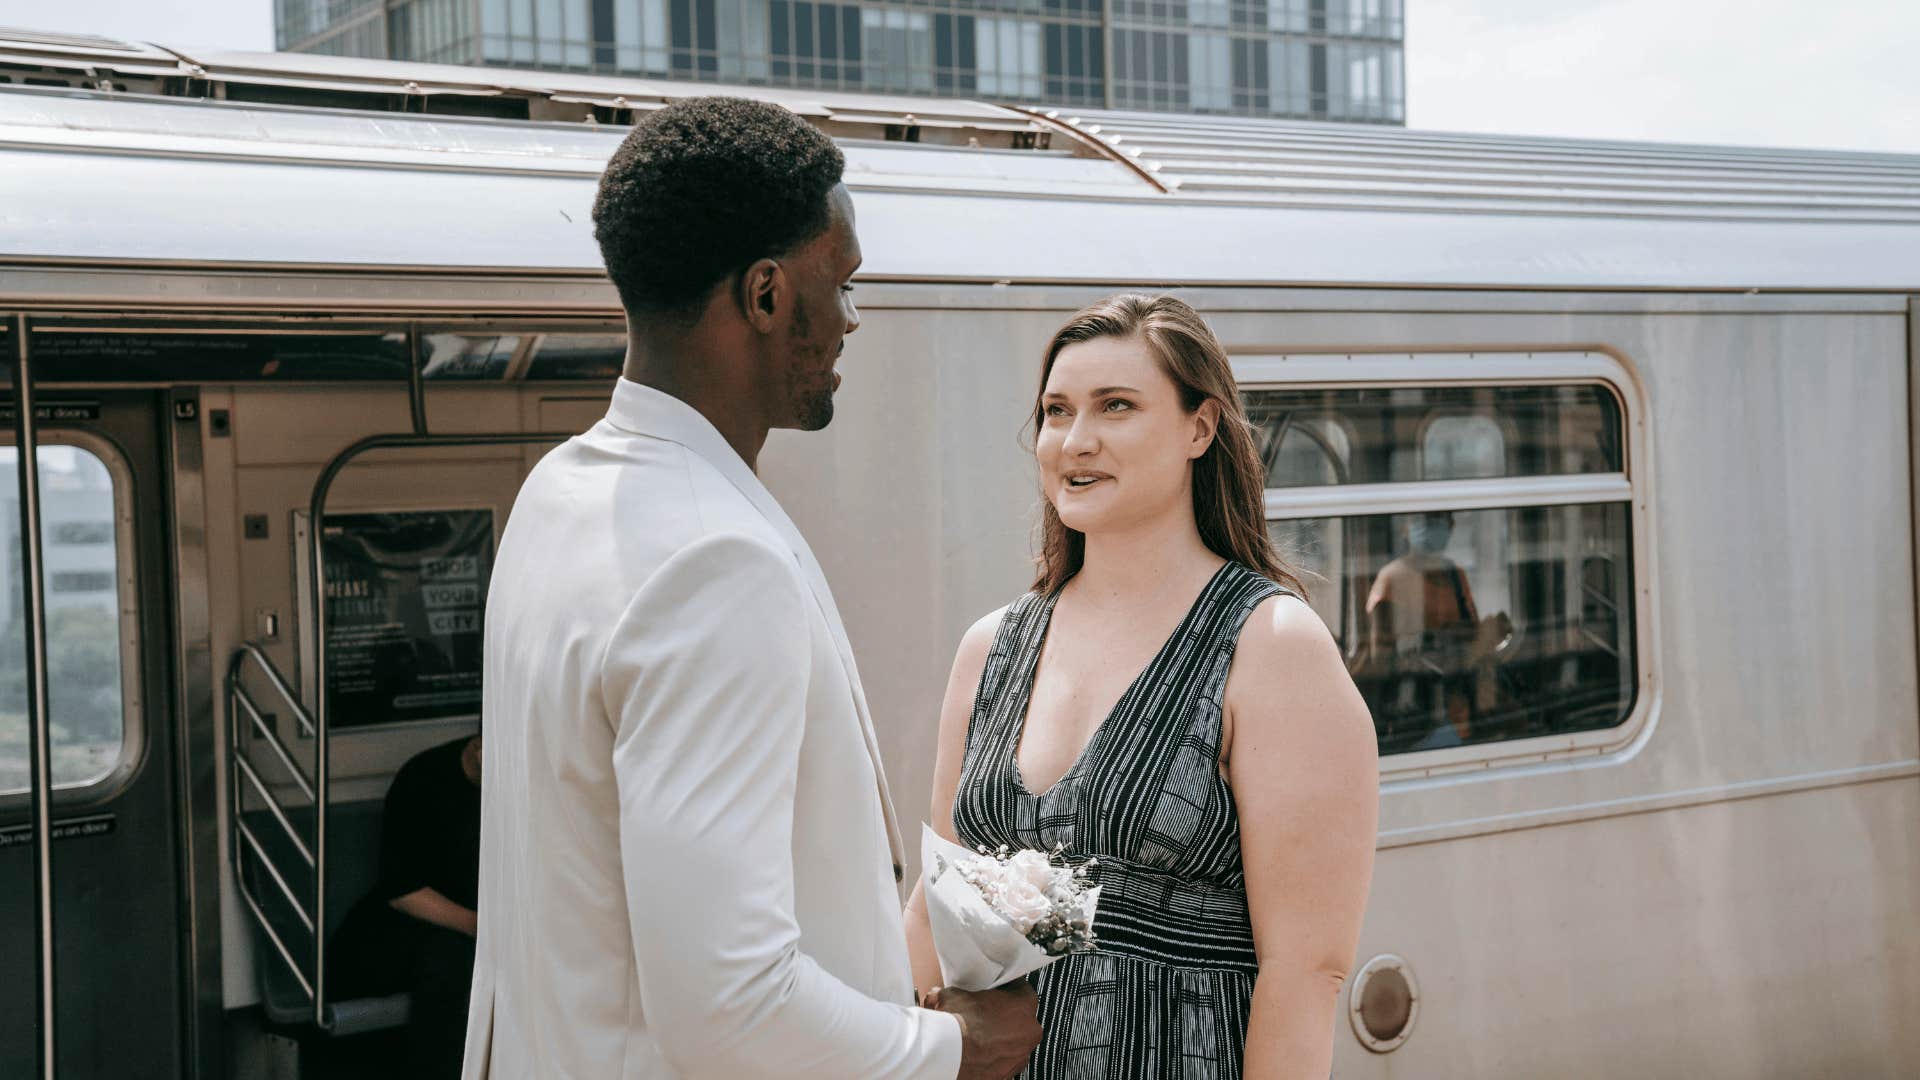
1030 294 1305 598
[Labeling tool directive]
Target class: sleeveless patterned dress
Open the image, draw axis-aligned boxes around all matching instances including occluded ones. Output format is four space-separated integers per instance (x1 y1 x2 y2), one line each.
952 561 1289 1080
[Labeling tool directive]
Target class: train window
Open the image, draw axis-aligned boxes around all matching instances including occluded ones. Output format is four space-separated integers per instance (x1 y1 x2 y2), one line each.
522 332 627 381
1240 356 1643 769
0 444 131 796
1295 503 1636 757
27 329 410 381
421 332 522 380
17 325 628 383
1247 383 1622 488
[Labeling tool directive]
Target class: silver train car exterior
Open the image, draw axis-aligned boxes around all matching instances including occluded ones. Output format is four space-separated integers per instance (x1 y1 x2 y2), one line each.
0 27 1916 1080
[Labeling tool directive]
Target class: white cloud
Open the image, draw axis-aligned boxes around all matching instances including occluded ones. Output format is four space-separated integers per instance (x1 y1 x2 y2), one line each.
1409 0 1920 153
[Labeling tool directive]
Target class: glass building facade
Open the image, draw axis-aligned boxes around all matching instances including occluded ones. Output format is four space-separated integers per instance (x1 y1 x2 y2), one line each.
278 0 1403 121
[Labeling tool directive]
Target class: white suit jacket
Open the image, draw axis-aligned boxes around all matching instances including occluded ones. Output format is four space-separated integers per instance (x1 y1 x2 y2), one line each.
461 378 962 1079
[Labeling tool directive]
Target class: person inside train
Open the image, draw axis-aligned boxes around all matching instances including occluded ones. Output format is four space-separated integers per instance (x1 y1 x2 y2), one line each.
905 294 1379 1079
330 732 482 1079
1363 512 1507 748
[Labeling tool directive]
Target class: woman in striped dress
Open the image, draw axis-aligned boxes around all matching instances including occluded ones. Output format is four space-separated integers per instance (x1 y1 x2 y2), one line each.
906 295 1378 1079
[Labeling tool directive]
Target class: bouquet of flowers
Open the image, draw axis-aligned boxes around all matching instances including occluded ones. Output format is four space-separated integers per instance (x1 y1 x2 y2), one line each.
920 824 1101 991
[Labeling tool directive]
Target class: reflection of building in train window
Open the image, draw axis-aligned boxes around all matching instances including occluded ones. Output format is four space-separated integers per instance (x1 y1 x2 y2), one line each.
1420 414 1512 622
1258 415 1350 631
1246 377 1635 761
1421 414 1505 480
1250 403 1352 488
1246 383 1622 487
0 444 130 797
53 521 114 545
52 571 116 593
420 332 522 380
1267 516 1345 640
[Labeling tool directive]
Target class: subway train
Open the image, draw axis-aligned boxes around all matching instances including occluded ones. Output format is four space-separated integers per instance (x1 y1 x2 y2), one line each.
0 25 1916 1080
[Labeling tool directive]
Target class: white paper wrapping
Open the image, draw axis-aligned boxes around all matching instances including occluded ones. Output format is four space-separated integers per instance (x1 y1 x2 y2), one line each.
920 824 1098 992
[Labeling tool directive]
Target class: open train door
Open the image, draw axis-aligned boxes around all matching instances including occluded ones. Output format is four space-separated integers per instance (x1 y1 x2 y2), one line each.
0 320 191 1080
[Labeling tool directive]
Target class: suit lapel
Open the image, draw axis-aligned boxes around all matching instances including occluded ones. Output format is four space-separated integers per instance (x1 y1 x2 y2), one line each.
604 379 908 878
733 493 908 882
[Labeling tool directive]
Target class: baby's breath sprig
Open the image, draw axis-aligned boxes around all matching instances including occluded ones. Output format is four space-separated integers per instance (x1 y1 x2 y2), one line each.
947 842 1100 957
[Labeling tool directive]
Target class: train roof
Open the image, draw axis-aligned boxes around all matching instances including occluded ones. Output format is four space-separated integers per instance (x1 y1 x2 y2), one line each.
3 25 1918 292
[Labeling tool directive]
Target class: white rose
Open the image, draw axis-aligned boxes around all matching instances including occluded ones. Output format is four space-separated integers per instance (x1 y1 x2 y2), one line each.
996 878 1053 934
1006 850 1056 892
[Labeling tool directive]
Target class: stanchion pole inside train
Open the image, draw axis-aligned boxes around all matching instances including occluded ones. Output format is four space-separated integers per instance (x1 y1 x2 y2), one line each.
309 481 330 1029
407 324 428 437
10 313 57 1079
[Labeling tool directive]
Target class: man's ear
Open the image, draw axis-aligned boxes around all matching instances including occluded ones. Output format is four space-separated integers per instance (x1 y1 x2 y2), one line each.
1189 398 1221 459
738 257 783 333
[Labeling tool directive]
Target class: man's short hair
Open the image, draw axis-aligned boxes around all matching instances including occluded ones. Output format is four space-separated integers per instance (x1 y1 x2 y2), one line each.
592 96 847 319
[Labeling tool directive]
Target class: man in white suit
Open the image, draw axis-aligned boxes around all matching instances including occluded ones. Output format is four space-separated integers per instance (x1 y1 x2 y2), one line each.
461 97 1041 1079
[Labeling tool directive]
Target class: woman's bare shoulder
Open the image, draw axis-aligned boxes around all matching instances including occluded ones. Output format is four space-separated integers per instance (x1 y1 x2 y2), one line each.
1230 592 1375 762
952 604 1010 676
1243 590 1335 651
966 604 1010 645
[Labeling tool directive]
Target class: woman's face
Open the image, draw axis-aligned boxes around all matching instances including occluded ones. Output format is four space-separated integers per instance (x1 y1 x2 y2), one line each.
1037 333 1216 538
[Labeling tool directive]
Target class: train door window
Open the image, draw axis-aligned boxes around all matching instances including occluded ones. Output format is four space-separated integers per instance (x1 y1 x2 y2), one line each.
1238 352 1644 771
0 441 134 797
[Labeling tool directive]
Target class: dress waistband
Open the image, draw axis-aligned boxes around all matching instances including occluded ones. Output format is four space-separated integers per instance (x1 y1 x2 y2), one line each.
1086 857 1259 976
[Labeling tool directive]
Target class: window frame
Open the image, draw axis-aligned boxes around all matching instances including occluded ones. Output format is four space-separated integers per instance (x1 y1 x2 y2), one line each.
1234 349 1657 780
0 429 146 808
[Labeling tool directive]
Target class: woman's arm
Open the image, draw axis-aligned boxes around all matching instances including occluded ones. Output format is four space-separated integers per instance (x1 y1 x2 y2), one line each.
904 607 1005 1000
1228 595 1380 1079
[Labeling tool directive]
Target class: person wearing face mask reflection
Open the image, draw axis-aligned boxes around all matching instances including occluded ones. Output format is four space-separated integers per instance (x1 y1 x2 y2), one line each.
904 295 1378 1079
1363 512 1500 750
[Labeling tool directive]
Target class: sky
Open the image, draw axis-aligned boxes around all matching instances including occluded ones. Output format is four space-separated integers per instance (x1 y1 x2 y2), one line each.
14 0 1920 154
1408 0 1920 153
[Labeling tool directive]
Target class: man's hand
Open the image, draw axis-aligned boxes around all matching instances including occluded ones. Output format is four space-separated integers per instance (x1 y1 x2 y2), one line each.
925 982 1042 1080
390 886 479 938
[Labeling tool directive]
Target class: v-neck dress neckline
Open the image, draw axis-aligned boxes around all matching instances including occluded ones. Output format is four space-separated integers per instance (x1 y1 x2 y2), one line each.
1008 561 1234 800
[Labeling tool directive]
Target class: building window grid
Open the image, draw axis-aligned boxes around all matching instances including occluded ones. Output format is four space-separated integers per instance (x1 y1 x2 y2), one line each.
862 8 936 93
284 0 1400 119
391 0 477 65
1111 12 1399 119
278 0 387 49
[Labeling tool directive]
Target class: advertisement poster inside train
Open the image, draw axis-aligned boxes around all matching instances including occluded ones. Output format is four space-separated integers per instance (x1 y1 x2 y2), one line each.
320 509 494 728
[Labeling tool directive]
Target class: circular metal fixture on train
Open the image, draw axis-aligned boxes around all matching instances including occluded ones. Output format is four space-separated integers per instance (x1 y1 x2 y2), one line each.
1349 954 1418 1053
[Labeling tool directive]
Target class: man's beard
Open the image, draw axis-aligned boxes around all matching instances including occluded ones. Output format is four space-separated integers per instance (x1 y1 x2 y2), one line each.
787 296 836 431
790 364 835 431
